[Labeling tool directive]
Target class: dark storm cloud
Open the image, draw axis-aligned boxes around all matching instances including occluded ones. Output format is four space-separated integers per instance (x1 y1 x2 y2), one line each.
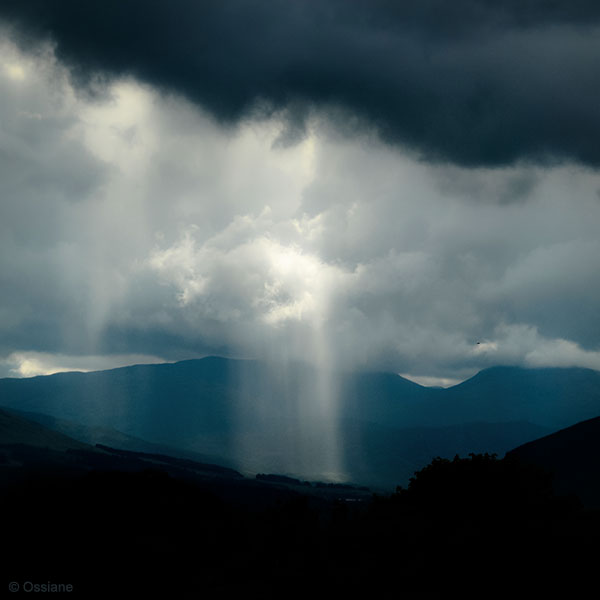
1 17 600 380
2 0 600 167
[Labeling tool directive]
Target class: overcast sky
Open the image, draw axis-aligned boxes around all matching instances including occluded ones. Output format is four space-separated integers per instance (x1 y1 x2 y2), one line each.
1 1 599 383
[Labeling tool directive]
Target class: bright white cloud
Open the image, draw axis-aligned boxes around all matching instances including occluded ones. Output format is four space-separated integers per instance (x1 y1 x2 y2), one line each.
525 339 600 370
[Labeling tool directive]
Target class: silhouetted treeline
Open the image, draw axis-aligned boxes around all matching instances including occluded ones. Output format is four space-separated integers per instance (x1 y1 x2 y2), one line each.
2 451 599 599
392 452 579 517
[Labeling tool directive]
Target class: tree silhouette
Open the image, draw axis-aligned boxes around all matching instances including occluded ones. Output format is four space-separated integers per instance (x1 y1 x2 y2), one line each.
392 452 564 520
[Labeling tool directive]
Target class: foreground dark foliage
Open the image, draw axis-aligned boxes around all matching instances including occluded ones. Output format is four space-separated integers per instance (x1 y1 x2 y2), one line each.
2 448 598 599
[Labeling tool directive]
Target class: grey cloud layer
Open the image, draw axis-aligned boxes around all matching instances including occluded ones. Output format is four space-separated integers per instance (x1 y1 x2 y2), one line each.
2 1 600 166
1 35 599 379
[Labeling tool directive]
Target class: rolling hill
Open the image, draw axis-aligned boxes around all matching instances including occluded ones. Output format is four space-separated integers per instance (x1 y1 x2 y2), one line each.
0 407 90 452
508 415 600 507
1 357 599 487
3 406 235 468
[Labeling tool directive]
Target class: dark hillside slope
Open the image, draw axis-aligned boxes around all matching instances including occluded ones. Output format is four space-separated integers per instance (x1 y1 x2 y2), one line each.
412 366 600 429
508 415 600 507
0 407 90 451
3 406 231 467
0 357 249 455
338 370 433 423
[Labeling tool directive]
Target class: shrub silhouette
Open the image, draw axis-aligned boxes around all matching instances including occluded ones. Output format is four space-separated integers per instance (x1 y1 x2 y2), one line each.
393 452 560 520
